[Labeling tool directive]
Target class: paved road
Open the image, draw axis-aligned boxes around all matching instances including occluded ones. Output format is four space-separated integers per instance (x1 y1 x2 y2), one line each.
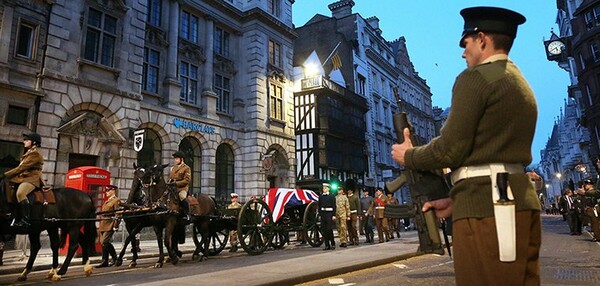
300 215 600 286
2 215 597 285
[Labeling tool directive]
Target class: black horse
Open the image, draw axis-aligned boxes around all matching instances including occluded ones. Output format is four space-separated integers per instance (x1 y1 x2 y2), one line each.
0 179 97 281
116 163 216 268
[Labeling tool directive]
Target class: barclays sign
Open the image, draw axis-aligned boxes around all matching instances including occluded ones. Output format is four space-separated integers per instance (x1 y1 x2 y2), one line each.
173 118 217 135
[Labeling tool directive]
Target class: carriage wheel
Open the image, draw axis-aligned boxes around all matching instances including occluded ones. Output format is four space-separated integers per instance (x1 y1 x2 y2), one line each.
303 201 323 247
192 220 229 256
237 199 274 255
269 222 288 250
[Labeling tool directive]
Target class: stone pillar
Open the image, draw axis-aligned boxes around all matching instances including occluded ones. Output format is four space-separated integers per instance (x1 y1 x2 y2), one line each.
201 17 218 120
0 6 14 83
163 0 183 110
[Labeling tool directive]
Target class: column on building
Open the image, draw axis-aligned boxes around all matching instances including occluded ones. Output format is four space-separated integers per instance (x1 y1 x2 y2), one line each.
201 16 218 120
163 0 183 110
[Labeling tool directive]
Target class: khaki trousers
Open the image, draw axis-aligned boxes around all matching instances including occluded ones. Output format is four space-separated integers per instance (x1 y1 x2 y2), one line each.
99 230 115 246
453 210 541 286
16 182 36 202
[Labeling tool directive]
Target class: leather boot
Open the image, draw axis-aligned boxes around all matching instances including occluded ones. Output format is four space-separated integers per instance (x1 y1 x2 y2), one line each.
96 245 109 268
181 199 191 221
12 200 31 229
229 245 238 252
107 244 117 266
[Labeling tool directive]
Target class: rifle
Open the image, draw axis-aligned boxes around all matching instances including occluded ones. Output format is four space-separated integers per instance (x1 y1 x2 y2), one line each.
386 88 449 255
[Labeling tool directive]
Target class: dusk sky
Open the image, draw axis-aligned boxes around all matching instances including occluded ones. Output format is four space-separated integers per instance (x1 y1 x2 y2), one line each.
293 1 571 165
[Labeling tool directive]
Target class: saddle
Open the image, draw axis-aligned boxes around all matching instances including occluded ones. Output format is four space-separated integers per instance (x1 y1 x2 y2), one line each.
5 182 56 205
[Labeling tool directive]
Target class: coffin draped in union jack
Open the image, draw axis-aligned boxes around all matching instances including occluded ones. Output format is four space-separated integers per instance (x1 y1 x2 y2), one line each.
264 188 319 222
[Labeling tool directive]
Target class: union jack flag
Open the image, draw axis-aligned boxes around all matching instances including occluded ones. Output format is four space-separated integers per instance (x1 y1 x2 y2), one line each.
265 188 319 222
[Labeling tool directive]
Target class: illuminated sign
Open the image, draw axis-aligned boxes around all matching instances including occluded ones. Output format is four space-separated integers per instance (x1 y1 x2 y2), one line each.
173 118 217 135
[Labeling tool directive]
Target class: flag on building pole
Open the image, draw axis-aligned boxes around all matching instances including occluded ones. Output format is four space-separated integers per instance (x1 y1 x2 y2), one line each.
331 52 342 70
323 41 342 71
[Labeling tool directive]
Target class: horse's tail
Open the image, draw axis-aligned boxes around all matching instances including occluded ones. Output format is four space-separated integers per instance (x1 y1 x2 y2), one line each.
82 206 98 255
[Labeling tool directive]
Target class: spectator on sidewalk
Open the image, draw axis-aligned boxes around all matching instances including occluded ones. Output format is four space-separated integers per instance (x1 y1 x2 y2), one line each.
97 185 121 268
227 193 242 252
581 179 600 242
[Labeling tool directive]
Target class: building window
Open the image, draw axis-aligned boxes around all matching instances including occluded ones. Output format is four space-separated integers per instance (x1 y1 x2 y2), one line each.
357 74 366 95
180 61 198 105
268 0 281 17
269 83 283 120
592 42 600 62
179 137 201 195
147 0 162 26
136 129 162 168
6 106 28 126
215 144 234 206
181 10 199 43
15 20 37 60
214 74 231 113
269 40 282 67
83 8 117 67
214 27 230 57
143 48 160 93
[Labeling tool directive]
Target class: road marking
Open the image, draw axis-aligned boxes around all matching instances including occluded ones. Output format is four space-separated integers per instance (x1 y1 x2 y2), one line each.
328 278 345 284
393 263 408 269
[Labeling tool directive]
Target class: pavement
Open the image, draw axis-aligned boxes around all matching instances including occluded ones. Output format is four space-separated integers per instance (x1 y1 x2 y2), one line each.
0 229 432 285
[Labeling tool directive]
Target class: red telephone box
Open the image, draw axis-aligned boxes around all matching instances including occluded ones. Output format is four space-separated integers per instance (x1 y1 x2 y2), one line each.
62 166 111 255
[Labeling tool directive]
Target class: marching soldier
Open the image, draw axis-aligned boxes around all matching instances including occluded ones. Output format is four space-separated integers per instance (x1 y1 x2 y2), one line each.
97 185 121 268
346 188 361 245
359 189 374 243
385 191 400 239
168 151 192 221
367 188 389 243
335 186 350 248
318 183 336 250
1 133 44 230
227 193 242 252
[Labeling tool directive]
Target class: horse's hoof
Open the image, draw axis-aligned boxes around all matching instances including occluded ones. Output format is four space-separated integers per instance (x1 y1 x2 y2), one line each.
16 276 27 282
200 255 208 262
84 261 93 276
128 261 137 268
176 250 183 258
192 254 199 262
116 259 123 267
52 274 62 281
47 268 56 279
165 257 170 263
170 257 179 265
154 262 163 268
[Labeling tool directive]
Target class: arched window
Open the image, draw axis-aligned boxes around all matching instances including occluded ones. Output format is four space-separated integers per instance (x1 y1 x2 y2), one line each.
215 144 234 205
137 129 162 168
179 137 201 194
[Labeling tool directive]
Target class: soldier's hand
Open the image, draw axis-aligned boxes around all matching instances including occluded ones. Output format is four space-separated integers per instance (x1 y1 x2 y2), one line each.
332 215 337 221
391 128 413 166
422 198 453 219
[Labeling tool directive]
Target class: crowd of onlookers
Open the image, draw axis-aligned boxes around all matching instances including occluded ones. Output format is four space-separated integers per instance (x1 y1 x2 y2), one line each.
556 178 600 242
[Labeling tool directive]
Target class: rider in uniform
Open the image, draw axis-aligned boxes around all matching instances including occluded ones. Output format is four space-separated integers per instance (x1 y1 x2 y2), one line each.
1 133 44 230
97 185 121 268
168 151 192 221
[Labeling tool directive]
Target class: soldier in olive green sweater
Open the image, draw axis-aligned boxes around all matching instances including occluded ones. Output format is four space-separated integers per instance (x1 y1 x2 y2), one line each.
391 7 541 286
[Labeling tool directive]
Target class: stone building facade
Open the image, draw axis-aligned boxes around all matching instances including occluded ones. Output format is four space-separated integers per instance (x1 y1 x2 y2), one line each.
539 0 599 201
0 0 298 205
294 0 435 195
